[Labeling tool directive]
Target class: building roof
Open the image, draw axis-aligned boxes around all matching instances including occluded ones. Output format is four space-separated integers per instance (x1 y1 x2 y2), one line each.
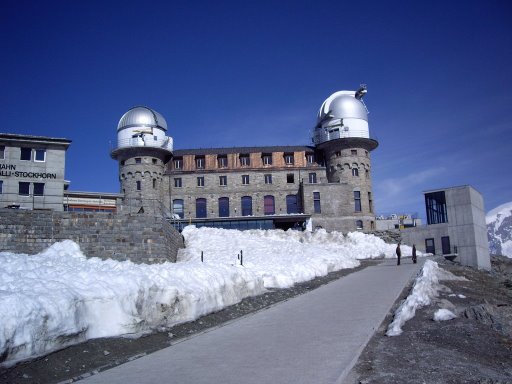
0 133 72 147
173 145 316 156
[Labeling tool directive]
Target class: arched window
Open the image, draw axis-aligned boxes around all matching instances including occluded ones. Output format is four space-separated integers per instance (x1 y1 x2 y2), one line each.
219 197 230 217
356 220 363 230
286 194 298 214
352 168 359 177
264 195 275 215
196 198 207 218
173 199 184 219
241 196 252 216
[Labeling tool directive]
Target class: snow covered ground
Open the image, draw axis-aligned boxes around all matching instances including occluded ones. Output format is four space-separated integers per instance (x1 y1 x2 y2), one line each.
386 260 467 336
0 226 416 367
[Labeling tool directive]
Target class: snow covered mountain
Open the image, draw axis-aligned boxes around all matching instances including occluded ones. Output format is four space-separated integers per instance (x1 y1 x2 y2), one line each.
487 202 512 257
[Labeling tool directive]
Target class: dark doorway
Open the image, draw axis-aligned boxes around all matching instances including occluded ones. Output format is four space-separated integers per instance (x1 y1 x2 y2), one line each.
425 238 435 254
442 236 451 255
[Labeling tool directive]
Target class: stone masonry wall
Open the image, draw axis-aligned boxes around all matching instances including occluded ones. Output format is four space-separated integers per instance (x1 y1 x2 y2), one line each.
0 209 184 263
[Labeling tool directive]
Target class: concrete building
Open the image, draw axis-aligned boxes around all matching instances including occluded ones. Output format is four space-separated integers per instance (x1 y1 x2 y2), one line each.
401 185 491 270
0 133 71 211
111 87 379 232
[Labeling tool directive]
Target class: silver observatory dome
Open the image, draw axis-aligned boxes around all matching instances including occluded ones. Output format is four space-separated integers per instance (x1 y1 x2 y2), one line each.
316 86 368 126
117 106 168 132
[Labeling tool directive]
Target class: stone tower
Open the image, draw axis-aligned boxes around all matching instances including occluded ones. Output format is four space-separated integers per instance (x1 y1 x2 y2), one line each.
312 86 379 230
111 106 173 215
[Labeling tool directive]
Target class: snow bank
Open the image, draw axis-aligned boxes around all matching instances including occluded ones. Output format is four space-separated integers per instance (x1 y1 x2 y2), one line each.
386 260 466 336
1 226 410 366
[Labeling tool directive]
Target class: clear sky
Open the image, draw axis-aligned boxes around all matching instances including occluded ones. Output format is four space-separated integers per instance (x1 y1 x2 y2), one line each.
1 0 511 219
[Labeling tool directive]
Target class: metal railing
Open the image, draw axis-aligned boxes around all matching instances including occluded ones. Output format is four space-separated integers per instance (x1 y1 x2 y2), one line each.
110 136 173 152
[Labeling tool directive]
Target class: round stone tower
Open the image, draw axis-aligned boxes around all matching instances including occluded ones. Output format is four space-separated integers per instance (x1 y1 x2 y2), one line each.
111 106 173 215
313 86 379 230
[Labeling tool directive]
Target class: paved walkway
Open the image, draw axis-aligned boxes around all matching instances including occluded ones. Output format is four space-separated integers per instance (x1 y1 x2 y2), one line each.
80 258 425 384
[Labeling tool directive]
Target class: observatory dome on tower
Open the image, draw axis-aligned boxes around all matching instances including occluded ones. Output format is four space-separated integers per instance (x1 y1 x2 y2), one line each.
313 85 370 145
117 106 168 132
112 106 173 154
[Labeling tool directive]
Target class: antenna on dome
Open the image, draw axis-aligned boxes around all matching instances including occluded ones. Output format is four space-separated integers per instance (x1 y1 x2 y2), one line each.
355 84 367 100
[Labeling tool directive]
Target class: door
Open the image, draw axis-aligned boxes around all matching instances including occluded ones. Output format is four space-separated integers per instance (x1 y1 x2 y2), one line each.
441 236 451 255
425 238 435 254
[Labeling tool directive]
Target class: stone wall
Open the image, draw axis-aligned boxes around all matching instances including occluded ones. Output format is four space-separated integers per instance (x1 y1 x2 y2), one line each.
0 209 184 263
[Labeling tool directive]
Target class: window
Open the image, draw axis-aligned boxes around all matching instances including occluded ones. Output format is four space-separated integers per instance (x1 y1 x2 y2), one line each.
351 150 357 156
262 153 272 165
34 149 46 162
313 192 321 213
241 196 252 216
264 195 275 215
425 191 448 225
174 158 183 169
217 175 227 186
135 158 142 164
0 145 4 159
197 177 205 187
174 178 182 188
19 182 30 196
368 192 373 213
136 180 141 191
217 155 227 168
352 168 359 177
195 156 205 169
365 169 369 179
20 147 31 161
0 180 3 194
173 199 184 218
287 173 294 183
286 195 299 214
33 183 44 196
196 198 207 218
365 151 369 157
356 220 363 230
242 175 250 185
264 174 272 184
153 135 158 141
153 179 157 189
354 191 361 212
284 153 294 165
121 160 125 166
308 173 317 184
306 153 314 164
152 158 157 164
219 197 230 217
335 151 341 158
240 154 250 166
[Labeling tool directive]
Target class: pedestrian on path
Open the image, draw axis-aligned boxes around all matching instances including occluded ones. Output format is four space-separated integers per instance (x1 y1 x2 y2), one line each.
412 244 417 264
396 243 401 265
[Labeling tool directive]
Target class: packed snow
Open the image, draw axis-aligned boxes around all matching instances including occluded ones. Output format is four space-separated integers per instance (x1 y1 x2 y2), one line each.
433 308 457 322
0 226 414 367
386 260 466 336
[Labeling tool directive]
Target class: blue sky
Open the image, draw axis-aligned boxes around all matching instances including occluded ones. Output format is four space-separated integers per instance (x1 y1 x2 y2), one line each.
1 0 511 219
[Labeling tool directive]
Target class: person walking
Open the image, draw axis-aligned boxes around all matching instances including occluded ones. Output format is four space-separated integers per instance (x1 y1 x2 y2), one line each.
396 243 402 266
412 244 417 264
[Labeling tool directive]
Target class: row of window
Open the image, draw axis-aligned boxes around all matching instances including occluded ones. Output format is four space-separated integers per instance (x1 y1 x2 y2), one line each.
174 173 318 188
335 150 369 157
0 146 46 162
172 193 315 219
173 153 316 170
0 181 46 196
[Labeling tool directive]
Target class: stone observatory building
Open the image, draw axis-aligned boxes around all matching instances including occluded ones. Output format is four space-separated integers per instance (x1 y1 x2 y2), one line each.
111 86 379 232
